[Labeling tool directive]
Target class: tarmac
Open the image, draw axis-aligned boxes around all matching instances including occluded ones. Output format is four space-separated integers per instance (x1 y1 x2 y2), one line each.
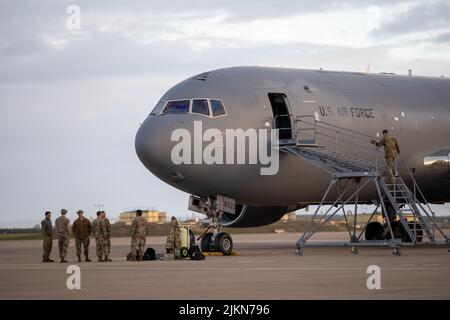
0 232 449 299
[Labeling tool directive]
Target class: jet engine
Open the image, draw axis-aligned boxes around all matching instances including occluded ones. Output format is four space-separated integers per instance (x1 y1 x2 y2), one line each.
221 204 299 228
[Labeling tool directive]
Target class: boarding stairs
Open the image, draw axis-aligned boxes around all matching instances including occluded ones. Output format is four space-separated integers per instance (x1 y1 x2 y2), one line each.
381 176 437 242
282 145 374 174
274 114 449 255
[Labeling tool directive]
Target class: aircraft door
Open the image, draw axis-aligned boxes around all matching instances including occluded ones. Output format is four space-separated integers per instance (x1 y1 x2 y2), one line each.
268 93 292 141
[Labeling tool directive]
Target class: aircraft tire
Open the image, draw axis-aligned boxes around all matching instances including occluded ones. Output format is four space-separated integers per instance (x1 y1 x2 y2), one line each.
200 233 213 252
215 232 233 256
365 222 384 240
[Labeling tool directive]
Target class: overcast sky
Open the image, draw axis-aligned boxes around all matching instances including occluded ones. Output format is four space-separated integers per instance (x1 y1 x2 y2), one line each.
1 0 450 227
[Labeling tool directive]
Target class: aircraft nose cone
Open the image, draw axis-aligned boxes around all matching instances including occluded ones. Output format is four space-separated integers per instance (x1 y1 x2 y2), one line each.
135 117 174 174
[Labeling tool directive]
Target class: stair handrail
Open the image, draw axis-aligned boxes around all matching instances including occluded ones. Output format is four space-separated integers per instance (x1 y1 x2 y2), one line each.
295 116 385 169
295 116 374 140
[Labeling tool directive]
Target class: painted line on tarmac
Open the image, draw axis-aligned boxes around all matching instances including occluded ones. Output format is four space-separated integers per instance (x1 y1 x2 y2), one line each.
0 266 447 271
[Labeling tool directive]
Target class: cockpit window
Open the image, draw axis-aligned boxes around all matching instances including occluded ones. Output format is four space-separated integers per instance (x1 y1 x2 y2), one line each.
155 98 226 117
192 99 210 116
162 100 190 114
150 100 166 115
210 99 226 117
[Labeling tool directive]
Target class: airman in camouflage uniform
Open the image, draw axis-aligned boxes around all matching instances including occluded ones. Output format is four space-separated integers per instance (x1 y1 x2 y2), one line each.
55 209 70 263
41 211 54 262
102 211 112 262
166 216 181 254
72 210 92 262
372 129 400 184
93 211 105 262
130 209 149 261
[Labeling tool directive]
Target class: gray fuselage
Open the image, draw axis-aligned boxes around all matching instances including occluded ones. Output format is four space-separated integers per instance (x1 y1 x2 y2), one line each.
135 67 450 207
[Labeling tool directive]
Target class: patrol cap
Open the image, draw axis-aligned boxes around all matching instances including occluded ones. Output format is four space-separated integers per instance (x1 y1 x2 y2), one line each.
61 209 68 214
77 209 84 214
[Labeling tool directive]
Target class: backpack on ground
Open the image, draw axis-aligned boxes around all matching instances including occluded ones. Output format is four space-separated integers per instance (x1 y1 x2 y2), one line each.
189 245 205 260
143 247 156 261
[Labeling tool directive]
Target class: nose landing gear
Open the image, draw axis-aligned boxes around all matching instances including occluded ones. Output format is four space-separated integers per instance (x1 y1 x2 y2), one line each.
198 196 234 256
200 232 234 256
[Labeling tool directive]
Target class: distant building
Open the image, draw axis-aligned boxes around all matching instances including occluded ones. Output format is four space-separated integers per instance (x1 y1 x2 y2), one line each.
182 219 198 226
281 212 297 222
119 209 167 225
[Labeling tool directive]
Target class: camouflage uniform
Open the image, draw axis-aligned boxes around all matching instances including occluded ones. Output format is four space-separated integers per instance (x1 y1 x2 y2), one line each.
55 215 70 260
41 218 53 261
166 218 181 252
130 216 149 260
104 218 111 257
92 218 106 260
376 136 400 184
72 217 91 260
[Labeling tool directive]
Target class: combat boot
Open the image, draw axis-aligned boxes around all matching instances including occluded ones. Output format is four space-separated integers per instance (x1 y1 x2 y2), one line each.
85 255 91 262
98 257 104 262
60 257 68 263
105 255 112 262
77 255 82 263
48 258 54 262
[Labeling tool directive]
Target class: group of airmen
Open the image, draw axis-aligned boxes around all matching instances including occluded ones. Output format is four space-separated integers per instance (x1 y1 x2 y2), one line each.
41 208 181 263
41 209 112 262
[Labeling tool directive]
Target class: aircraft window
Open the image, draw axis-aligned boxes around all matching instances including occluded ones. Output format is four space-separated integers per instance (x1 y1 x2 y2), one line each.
150 100 166 115
192 99 210 116
210 99 226 117
163 100 190 114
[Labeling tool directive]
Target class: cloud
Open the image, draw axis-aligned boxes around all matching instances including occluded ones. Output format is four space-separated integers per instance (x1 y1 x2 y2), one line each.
2 0 449 85
1 0 450 226
371 1 450 38
434 32 450 43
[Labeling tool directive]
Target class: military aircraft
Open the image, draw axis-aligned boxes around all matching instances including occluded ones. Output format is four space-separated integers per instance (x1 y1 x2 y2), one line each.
135 66 450 255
